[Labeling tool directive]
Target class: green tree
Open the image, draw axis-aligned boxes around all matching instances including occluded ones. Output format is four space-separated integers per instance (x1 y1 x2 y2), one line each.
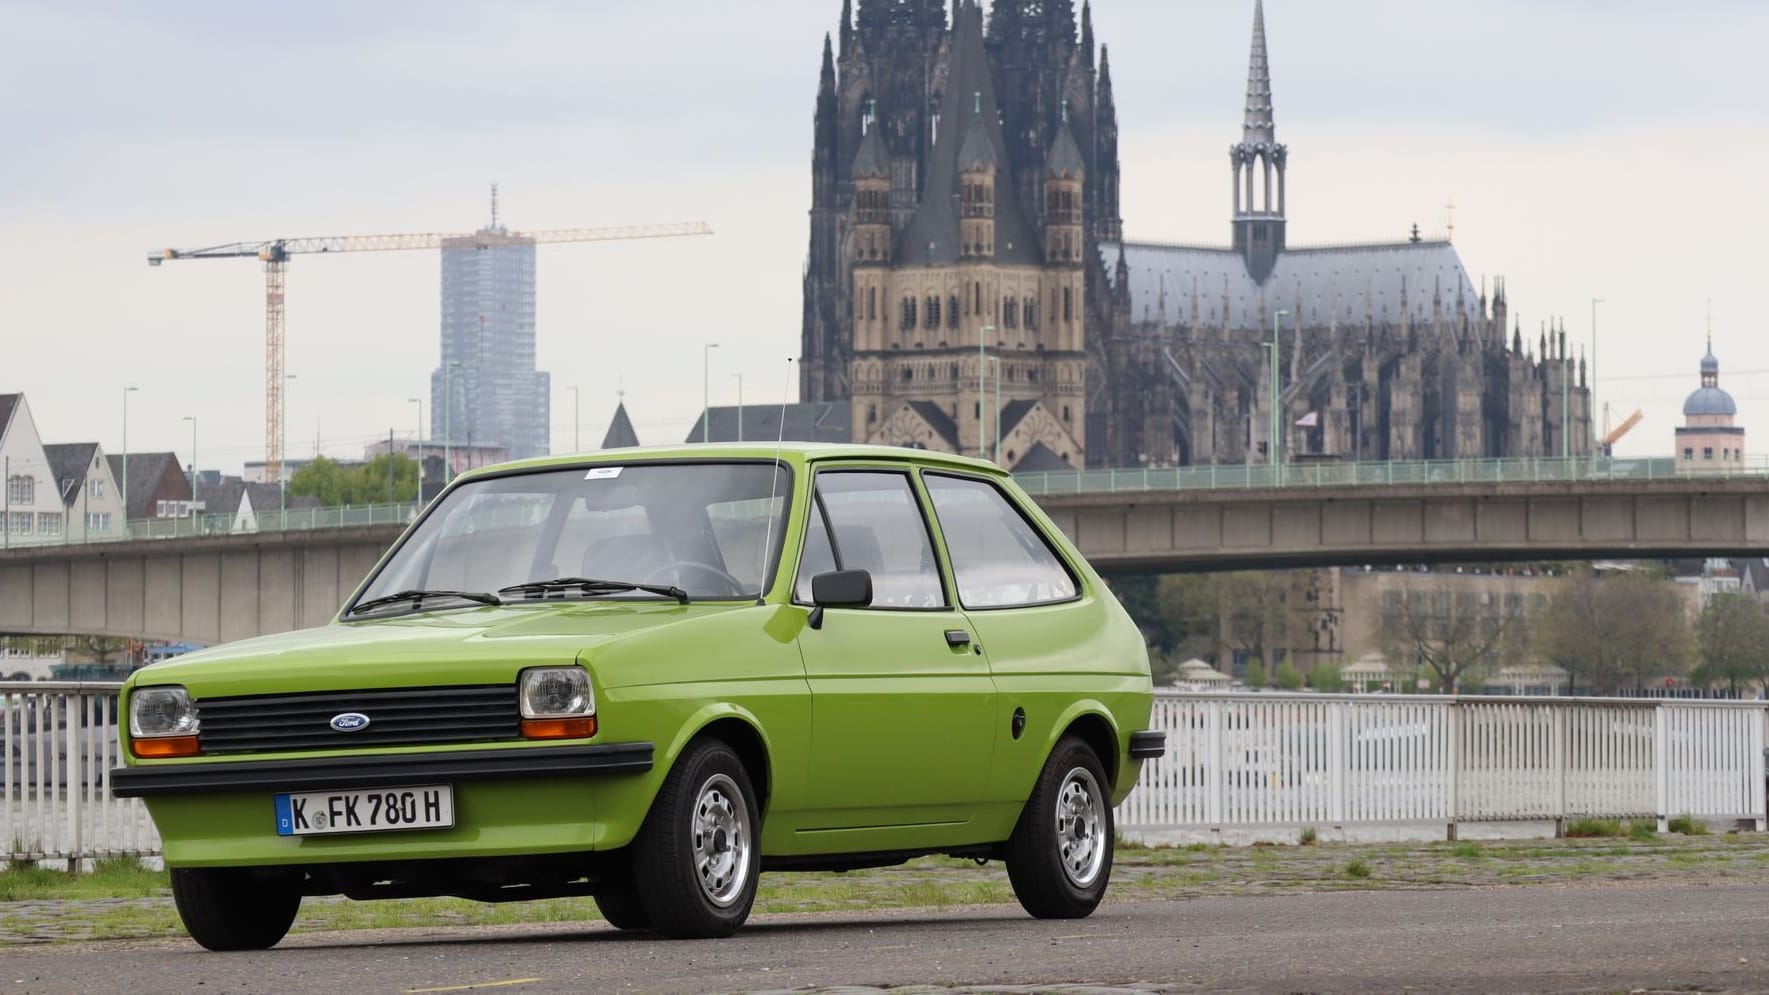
1690 593 1769 696
1309 660 1345 692
1274 661 1305 690
1537 569 1694 694
1243 660 1268 688
1111 575 1178 655
289 454 420 506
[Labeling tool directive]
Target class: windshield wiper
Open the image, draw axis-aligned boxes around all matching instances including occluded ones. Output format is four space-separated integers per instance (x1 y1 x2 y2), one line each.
349 589 503 616
498 577 690 605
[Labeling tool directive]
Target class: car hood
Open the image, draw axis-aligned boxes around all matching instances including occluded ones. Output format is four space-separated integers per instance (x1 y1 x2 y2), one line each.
129 601 753 699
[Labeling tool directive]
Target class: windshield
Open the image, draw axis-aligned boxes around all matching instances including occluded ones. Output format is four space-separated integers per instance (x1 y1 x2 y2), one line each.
352 461 792 610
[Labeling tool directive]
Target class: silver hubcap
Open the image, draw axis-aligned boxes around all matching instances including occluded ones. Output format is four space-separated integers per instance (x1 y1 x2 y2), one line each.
691 772 751 907
1055 766 1106 888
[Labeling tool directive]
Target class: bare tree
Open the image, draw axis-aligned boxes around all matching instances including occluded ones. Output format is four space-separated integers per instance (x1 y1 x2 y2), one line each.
1378 581 1526 694
1691 593 1769 696
1537 569 1693 694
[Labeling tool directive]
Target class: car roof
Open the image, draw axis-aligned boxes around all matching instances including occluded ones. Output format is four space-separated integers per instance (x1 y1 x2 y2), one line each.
455 443 1006 482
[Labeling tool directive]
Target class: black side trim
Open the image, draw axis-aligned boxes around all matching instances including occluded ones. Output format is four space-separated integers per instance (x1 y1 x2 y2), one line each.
109 741 653 798
1128 730 1167 760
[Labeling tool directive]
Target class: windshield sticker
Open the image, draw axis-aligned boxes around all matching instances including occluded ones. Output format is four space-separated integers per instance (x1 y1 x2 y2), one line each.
585 466 624 480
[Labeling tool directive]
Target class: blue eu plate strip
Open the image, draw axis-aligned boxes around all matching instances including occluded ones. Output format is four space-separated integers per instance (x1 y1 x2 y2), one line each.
274 793 294 837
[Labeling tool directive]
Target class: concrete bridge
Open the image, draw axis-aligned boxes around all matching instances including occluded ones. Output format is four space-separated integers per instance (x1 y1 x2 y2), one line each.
4 467 1769 644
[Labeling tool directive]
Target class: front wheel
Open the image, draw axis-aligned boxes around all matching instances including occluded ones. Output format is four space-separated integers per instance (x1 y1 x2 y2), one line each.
631 738 760 938
170 867 302 951
1004 736 1114 919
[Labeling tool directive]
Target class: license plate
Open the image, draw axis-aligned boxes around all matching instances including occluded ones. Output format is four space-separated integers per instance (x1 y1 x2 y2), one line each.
274 784 454 837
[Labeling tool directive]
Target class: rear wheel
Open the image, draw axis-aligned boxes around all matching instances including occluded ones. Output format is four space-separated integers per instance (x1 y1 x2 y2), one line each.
631 738 760 938
1004 736 1114 919
170 867 302 951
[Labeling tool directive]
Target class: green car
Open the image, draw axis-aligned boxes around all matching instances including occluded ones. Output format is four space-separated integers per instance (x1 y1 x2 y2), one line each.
113 444 1162 949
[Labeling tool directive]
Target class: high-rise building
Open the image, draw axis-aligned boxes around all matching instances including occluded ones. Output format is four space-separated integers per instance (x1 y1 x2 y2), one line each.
431 193 550 462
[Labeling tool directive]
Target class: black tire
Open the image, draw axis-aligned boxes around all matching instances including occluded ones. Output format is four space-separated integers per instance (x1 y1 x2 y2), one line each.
631 738 760 938
170 867 302 951
593 888 654 931
1004 736 1114 919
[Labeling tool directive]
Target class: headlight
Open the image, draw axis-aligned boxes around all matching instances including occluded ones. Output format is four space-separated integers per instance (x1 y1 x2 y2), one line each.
518 667 596 740
130 686 199 737
129 686 200 758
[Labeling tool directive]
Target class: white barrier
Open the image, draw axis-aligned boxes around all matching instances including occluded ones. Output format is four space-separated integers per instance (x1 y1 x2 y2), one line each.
1119 691 1769 842
3 685 1765 863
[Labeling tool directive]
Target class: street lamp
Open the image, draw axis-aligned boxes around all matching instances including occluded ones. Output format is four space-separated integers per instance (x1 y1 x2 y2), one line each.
182 416 196 521
1590 298 1605 466
280 374 296 527
1270 309 1290 475
731 373 744 443
978 324 997 460
702 343 721 443
121 386 138 535
567 385 580 454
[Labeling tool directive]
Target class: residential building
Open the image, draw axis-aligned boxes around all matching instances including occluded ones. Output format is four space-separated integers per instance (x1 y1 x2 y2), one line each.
242 457 317 485
363 437 507 481
195 477 320 532
0 393 67 545
107 452 194 521
431 196 550 462
43 442 125 541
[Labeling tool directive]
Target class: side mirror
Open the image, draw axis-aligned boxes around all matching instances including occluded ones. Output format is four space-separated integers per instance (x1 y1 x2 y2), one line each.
808 569 872 629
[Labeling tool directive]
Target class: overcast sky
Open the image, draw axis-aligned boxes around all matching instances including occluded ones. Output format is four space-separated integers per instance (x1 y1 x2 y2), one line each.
4 0 1766 471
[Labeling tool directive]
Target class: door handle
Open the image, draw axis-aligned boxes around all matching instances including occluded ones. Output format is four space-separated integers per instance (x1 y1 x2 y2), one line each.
944 629 972 648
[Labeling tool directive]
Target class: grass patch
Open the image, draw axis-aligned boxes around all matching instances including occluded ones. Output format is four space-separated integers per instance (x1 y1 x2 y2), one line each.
1627 821 1658 841
0 857 167 903
1667 814 1708 835
1343 858 1371 879
1448 842 1484 859
1564 818 1626 839
1298 826 1318 846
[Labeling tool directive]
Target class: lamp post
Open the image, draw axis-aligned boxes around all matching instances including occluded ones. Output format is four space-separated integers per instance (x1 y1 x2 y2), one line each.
978 324 997 460
567 385 580 453
731 374 744 443
444 360 461 482
702 343 720 442
406 396 422 500
1270 309 1289 476
1590 298 1605 467
182 416 196 521
120 386 139 534
991 356 1002 464
279 374 296 526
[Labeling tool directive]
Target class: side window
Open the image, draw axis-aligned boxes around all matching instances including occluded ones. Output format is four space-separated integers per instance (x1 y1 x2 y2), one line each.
924 474 1078 609
797 471 945 609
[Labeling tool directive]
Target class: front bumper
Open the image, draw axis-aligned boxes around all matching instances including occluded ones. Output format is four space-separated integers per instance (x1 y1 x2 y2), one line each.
110 741 653 797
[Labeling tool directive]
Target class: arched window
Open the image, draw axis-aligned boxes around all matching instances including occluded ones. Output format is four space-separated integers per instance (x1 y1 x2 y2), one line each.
948 295 960 328
867 286 877 321
901 297 917 330
925 296 941 329
1063 287 1073 322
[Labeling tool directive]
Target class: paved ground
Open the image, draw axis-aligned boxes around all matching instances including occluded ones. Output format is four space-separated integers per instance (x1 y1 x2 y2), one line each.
5 881 1769 994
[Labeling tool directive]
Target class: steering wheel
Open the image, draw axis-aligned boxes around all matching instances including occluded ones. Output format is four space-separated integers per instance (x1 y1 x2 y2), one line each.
642 561 747 597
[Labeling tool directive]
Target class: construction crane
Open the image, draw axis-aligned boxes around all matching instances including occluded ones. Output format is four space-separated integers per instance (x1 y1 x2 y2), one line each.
1599 405 1644 457
148 217 713 480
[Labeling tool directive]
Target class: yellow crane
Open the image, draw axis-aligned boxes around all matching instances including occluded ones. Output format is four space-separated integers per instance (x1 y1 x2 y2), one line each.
148 218 713 480
1600 405 1644 457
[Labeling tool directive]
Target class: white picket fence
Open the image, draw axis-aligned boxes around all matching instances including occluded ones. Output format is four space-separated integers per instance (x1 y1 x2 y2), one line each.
1120 692 1769 842
3 685 1766 864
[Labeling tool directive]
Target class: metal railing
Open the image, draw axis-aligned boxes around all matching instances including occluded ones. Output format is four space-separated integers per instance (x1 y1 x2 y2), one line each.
6 684 1768 863
1015 455 1769 496
3 502 421 551
1118 691 1769 842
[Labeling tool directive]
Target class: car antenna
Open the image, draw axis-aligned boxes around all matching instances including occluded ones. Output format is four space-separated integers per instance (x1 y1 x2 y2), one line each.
757 357 794 607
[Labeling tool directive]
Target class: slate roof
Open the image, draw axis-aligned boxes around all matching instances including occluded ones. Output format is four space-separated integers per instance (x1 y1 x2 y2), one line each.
685 403 853 445
1046 120 1085 179
999 399 1039 436
852 121 890 180
1015 442 1073 472
906 401 960 450
601 402 640 449
895 1 1041 268
197 478 318 516
106 453 190 519
43 444 99 506
1101 239 1480 330
0 395 17 445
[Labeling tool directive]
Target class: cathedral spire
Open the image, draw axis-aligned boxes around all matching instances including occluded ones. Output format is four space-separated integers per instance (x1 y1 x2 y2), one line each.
1243 0 1276 147
1230 0 1287 284
839 0 853 56
819 32 835 91
1081 0 1095 67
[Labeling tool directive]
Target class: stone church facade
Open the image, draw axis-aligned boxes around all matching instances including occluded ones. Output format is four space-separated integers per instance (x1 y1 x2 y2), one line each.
800 0 1591 470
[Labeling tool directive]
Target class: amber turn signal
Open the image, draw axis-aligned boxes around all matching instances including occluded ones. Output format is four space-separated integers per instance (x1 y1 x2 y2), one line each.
131 736 201 758
520 717 597 740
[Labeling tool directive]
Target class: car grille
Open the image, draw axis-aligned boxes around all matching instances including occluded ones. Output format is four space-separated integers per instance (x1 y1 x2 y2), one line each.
196 685 520 754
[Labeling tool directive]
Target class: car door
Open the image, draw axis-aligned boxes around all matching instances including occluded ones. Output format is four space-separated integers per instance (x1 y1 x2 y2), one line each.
792 467 997 834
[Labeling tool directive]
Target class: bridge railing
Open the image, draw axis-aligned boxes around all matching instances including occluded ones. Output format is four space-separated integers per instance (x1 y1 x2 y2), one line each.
5 684 1766 862
1119 691 1768 843
1014 454 1769 496
1 502 422 551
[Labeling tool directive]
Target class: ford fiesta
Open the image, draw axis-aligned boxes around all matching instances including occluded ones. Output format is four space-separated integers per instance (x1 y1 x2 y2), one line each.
112 444 1162 949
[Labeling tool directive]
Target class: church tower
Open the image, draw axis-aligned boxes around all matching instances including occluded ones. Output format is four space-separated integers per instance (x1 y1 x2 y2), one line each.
1230 0 1286 283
